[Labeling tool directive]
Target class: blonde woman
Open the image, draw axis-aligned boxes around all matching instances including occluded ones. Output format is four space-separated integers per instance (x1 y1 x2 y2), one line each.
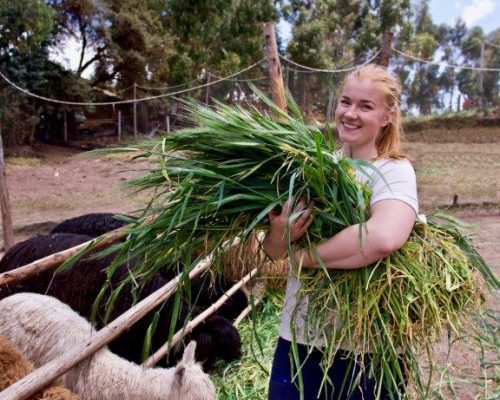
264 64 418 400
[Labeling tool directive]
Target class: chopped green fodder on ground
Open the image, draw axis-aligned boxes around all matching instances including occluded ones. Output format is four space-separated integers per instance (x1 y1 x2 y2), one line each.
213 290 283 400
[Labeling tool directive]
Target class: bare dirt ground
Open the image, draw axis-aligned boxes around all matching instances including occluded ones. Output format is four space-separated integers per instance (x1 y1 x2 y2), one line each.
3 144 152 243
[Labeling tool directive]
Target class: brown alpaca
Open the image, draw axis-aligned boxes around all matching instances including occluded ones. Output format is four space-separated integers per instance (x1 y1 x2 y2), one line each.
0 335 81 400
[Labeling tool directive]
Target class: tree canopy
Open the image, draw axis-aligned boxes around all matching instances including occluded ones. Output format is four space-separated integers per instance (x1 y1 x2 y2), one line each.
0 0 498 146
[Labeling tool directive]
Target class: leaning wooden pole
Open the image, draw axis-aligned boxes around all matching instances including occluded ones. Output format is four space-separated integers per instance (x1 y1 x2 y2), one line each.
143 266 258 367
0 229 127 286
263 22 287 113
234 294 264 327
0 117 14 251
0 257 211 400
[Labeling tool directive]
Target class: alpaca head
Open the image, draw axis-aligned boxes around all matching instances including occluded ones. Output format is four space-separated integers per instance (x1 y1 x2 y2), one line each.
190 315 241 370
169 341 216 400
204 315 241 362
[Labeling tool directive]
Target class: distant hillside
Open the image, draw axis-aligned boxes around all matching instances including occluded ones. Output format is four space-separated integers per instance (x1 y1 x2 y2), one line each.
403 113 500 143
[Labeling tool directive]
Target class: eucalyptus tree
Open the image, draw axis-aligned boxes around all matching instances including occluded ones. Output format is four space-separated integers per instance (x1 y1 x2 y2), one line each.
457 26 499 108
483 29 500 107
48 0 107 77
50 0 174 88
394 0 441 114
153 0 276 85
436 20 467 111
280 0 412 120
353 0 412 60
283 0 361 120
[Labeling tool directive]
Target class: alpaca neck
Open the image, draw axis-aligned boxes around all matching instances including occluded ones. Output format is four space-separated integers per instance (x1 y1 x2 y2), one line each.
68 349 170 400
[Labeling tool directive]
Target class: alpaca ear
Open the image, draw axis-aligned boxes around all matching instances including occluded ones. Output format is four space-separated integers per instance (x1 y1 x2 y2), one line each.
174 364 186 386
181 341 197 364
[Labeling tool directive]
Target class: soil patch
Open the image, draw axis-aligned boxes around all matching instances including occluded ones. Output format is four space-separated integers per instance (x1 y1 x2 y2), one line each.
2 143 152 247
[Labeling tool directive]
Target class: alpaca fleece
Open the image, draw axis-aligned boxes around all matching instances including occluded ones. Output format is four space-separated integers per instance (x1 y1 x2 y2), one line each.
0 293 216 400
0 335 81 400
50 213 132 237
0 233 243 368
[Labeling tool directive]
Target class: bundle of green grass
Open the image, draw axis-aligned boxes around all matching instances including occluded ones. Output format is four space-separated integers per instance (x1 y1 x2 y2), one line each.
102 92 498 399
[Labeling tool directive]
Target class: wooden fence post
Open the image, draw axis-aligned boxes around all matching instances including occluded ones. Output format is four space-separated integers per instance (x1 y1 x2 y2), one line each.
325 90 335 125
263 22 287 113
133 83 138 139
117 110 122 143
63 111 68 143
0 111 14 251
478 39 485 108
205 73 211 105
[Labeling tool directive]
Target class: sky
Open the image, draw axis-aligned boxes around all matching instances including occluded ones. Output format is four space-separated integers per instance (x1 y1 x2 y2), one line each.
428 0 499 34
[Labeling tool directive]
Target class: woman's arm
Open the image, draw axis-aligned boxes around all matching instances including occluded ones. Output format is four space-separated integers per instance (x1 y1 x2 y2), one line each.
263 199 416 269
295 200 416 269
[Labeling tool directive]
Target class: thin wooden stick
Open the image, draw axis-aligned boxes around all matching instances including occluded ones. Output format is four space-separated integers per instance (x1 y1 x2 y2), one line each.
143 266 258 368
234 294 263 327
0 257 211 400
0 229 127 286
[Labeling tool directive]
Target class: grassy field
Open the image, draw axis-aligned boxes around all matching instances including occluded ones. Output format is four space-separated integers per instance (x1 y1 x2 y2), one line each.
403 141 499 211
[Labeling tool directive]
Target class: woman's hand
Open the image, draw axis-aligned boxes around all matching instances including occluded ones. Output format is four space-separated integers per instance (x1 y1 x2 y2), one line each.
262 198 314 260
269 198 314 242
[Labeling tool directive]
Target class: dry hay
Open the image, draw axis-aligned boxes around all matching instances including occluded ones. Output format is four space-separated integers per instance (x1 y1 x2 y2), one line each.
221 232 287 289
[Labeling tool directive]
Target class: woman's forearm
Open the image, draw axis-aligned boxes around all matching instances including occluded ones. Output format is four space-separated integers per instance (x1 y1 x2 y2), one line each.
294 223 391 269
262 231 287 260
294 201 416 270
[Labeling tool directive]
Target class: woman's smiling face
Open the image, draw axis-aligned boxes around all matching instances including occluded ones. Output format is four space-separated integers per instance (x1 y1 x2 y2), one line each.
335 77 391 158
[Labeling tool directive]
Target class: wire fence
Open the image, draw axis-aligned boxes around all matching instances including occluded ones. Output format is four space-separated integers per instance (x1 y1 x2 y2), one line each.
0 46 498 145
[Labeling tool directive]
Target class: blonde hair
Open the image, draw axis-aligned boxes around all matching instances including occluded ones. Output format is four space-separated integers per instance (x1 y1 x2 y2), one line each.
338 64 404 159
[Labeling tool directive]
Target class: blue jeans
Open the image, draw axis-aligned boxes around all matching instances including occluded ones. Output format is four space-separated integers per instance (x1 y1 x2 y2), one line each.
268 337 405 400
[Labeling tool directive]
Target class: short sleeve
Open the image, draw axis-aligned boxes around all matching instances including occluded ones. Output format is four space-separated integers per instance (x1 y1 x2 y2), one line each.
362 159 419 216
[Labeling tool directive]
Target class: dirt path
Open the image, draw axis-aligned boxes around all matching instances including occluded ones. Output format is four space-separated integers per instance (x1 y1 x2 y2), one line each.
3 144 151 244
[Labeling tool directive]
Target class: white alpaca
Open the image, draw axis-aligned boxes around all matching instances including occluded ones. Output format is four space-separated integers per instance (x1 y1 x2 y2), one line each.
0 293 216 400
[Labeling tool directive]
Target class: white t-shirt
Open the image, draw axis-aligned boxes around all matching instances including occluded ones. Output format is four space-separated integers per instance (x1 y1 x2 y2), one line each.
279 158 419 346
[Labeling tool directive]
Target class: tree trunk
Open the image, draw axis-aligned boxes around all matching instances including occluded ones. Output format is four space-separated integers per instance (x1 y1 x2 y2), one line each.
378 30 393 67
